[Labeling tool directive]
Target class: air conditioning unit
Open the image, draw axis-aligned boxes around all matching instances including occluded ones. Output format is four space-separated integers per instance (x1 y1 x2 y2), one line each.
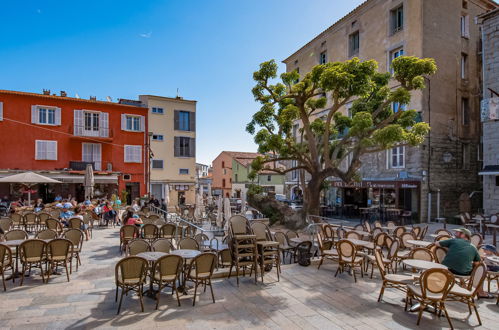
123 174 131 181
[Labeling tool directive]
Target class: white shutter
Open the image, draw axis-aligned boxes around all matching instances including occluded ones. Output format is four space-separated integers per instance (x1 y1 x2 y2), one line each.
55 107 61 125
124 145 130 162
121 114 127 131
35 140 41 160
0 102 3 121
99 112 109 137
136 146 142 163
47 141 57 160
139 115 145 132
465 15 470 38
74 110 83 136
93 144 102 170
31 105 38 124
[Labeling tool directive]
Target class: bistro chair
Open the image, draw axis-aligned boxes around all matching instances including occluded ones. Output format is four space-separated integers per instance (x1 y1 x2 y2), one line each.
373 220 382 228
418 225 429 240
274 231 294 263
119 225 139 254
4 229 28 241
63 229 84 273
322 224 335 242
251 222 281 282
45 218 64 236
178 238 199 250
430 246 447 264
186 252 217 306
68 217 83 230
400 232 416 250
227 215 258 285
411 226 421 239
335 239 364 282
38 212 51 229
115 256 149 314
19 239 46 286
0 218 13 233
447 262 487 326
345 231 362 240
393 226 406 239
159 223 176 239
35 229 58 240
45 238 73 283
141 224 159 242
152 254 183 309
354 224 364 231
316 233 338 269
363 221 372 233
374 248 414 302
409 248 434 262
0 243 13 291
194 233 209 245
386 221 396 228
469 233 483 248
10 213 23 229
365 232 388 255
23 212 38 232
218 248 232 270
285 230 299 240
336 227 347 239
434 234 452 242
151 238 174 253
127 239 150 256
405 268 455 328
371 227 383 238
434 228 452 236
367 238 399 278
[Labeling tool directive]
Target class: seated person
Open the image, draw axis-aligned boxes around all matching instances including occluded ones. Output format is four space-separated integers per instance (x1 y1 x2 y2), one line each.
482 244 499 272
126 213 143 227
59 205 75 226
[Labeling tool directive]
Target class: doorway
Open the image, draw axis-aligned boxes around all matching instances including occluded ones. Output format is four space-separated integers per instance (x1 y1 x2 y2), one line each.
125 182 140 204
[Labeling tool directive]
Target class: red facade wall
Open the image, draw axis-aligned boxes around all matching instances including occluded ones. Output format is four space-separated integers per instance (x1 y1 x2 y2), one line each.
0 91 148 197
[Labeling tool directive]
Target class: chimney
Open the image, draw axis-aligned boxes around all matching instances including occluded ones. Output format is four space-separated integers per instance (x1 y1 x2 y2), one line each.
89 96 97 101
60 91 67 97
42 89 50 95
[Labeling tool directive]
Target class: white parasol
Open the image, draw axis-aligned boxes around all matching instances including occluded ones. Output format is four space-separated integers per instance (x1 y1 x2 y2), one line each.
224 197 232 222
240 190 247 215
83 164 94 200
0 171 61 205
194 191 204 219
216 197 223 227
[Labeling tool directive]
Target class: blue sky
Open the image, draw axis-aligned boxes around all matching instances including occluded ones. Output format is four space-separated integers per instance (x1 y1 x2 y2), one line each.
0 0 365 165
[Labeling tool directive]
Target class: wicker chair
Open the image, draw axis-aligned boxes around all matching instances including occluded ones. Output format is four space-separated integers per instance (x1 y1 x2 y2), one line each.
63 229 84 272
45 218 64 236
374 248 414 302
151 238 174 253
186 252 217 306
345 231 362 240
67 217 82 230
335 239 364 282
405 268 455 328
45 238 73 283
469 233 483 248
141 224 159 242
19 239 46 285
447 262 487 326
336 227 346 239
434 228 452 236
178 238 200 250
430 246 447 263
120 225 139 254
38 212 51 229
434 234 452 242
115 256 149 314
0 217 13 233
10 213 23 229
228 215 257 285
159 223 176 239
251 222 280 282
4 229 28 240
194 233 209 245
152 254 183 309
285 230 299 240
35 229 58 240
367 238 399 278
274 231 294 264
127 239 150 256
0 243 13 291
316 233 338 269
23 212 38 232
393 226 406 239
409 248 434 262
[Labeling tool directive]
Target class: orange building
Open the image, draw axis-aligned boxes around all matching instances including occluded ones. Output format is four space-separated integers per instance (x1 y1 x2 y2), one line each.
0 90 148 203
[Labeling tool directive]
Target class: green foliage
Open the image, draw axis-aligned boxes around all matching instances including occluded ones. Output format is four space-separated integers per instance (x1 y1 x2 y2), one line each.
246 184 263 197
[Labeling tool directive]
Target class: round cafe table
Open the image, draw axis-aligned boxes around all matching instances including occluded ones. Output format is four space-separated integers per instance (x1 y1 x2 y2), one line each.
345 238 370 247
353 230 371 237
171 249 201 259
201 240 228 251
406 240 433 248
403 259 447 271
136 251 167 262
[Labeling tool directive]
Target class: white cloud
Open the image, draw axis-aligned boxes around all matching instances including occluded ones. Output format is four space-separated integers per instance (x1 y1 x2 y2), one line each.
139 32 152 38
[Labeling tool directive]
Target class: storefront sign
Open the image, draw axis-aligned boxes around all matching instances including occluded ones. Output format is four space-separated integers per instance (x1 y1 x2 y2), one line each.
330 180 419 189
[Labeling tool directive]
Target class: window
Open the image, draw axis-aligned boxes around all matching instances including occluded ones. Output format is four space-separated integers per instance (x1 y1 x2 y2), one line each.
496 176 499 187
462 98 470 126
121 114 144 132
35 140 57 160
294 68 300 84
461 53 468 79
462 144 470 169
174 137 195 157
222 179 226 188
124 145 142 163
222 161 225 168
151 107 164 114
174 110 194 131
85 112 99 132
462 0 468 9
392 102 407 113
82 143 102 170
389 146 405 168
267 175 271 182
152 134 164 141
291 160 298 180
390 48 404 73
460 15 469 38
31 105 61 126
349 31 360 56
179 168 189 175
152 160 164 169
390 5 404 34
319 51 327 64
235 174 238 182
0 102 3 121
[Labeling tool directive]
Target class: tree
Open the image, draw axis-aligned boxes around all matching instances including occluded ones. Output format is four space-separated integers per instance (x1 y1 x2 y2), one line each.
246 56 436 226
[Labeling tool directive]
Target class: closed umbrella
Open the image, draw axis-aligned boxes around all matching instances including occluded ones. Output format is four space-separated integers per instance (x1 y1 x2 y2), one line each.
207 183 213 205
83 164 94 200
194 191 203 219
240 190 247 215
224 197 232 221
0 171 61 205
216 197 223 227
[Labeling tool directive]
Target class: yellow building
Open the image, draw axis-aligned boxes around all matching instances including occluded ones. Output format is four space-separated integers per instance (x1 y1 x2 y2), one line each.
139 94 197 209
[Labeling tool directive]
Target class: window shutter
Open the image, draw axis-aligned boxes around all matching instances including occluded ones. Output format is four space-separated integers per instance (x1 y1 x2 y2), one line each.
189 111 195 131
139 115 145 132
99 112 109 137
465 15 470 37
35 140 41 160
174 110 179 130
48 141 57 160
189 137 196 157
0 102 3 121
121 114 126 131
174 137 180 157
55 107 61 125
74 110 83 136
124 145 130 162
31 105 38 124
136 146 142 163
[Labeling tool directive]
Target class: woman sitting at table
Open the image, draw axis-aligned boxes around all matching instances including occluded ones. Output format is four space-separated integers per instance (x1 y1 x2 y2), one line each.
123 211 143 227
34 198 44 212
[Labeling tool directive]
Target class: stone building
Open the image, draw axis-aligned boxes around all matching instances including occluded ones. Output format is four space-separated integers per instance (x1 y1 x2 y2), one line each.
282 0 498 222
477 8 499 214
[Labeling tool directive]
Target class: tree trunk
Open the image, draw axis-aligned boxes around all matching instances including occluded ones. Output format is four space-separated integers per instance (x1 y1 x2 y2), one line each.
303 176 322 220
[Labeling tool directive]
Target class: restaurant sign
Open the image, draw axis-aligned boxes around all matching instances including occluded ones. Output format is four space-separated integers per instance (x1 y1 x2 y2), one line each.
330 180 420 189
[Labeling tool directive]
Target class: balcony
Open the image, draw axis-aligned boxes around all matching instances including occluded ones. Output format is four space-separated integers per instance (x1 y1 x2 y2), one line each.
69 161 95 171
69 125 114 141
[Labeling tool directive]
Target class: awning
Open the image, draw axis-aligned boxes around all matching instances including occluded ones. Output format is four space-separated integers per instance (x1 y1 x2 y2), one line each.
47 174 118 184
479 165 499 175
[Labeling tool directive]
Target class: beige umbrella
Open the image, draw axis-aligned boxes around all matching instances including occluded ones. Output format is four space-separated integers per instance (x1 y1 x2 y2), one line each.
240 190 247 215
0 171 61 205
83 164 94 200
194 191 203 219
207 183 213 205
216 197 223 227
224 197 232 221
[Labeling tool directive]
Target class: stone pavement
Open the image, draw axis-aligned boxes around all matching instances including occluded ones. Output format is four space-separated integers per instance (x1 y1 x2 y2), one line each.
0 226 498 330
